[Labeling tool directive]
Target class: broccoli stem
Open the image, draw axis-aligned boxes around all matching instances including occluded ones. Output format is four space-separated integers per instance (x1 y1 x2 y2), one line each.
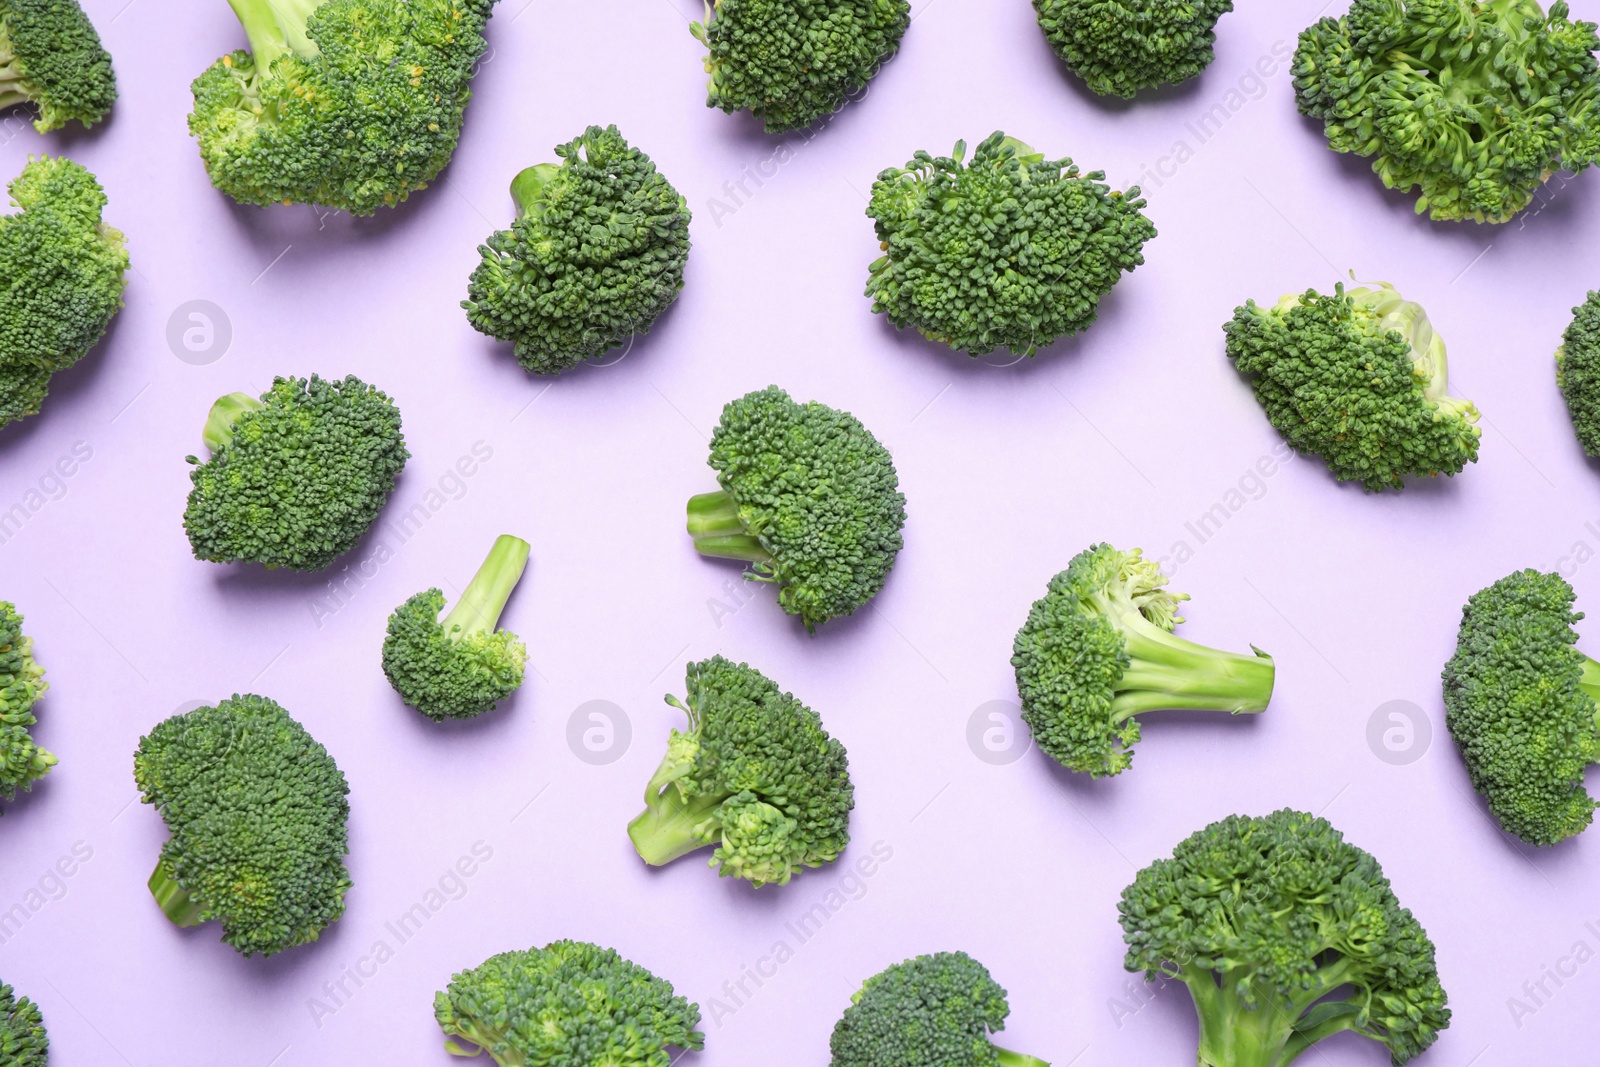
226 0 323 64
441 535 531 639
993 1046 1051 1067
1110 617 1275 720
627 788 726 866
200 392 266 454
1576 655 1600 718
509 163 562 221
147 859 206 928
686 491 774 564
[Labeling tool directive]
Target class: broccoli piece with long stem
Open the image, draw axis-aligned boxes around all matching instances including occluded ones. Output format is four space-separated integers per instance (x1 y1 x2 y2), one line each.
1012 544 1274 777
1034 0 1234 98
0 0 117 132
0 982 47 1067
0 601 53 806
382 535 531 721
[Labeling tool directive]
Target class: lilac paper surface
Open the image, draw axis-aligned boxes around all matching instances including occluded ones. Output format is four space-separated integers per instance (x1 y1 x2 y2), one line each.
2 0 1598 1063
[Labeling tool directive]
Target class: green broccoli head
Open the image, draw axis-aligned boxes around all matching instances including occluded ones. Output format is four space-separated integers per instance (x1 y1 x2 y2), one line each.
383 534 530 721
183 374 409 571
691 0 910 133
133 694 352 957
0 156 129 431
1556 290 1600 455
1224 282 1481 491
1120 809 1451 1067
1293 0 1600 224
435 940 703 1065
0 601 53 806
1441 568 1600 845
463 125 692 376
0 0 117 131
188 0 497 214
0 983 47 1067
688 385 905 631
628 656 854 887
1011 544 1274 778
866 132 1155 356
1034 0 1234 98
829 951 1049 1067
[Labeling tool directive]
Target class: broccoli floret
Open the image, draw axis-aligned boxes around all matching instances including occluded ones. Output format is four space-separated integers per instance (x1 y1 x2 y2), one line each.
188 0 497 214
382 535 530 721
1011 544 1274 778
687 385 905 631
133 694 351 957
1441 568 1600 845
1224 282 1481 491
628 656 854 887
0 156 129 431
1556 290 1600 455
434 940 704 1065
830 951 1049 1067
183 374 409 571
691 0 910 133
865 132 1155 356
0 983 46 1067
1121 809 1451 1066
1034 0 1234 98
0 601 53 806
1293 0 1600 224
462 125 691 376
0 0 116 131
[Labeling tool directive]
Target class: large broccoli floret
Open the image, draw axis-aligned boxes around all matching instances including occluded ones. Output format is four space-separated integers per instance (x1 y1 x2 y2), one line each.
133 694 352 957
691 0 910 133
183 375 409 571
189 0 498 214
1120 809 1452 1067
687 385 906 631
829 951 1049 1067
1011 544 1274 778
0 601 53 806
628 656 854 887
434 940 704 1065
0 0 116 131
0 156 129 431
1224 282 1481 491
463 125 691 376
866 132 1155 357
1034 0 1234 98
1556 290 1600 455
1441 569 1600 845
0 983 47 1067
1293 0 1600 224
383 534 530 721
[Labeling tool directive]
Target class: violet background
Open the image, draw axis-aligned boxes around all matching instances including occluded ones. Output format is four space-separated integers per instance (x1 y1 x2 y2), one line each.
1 0 1597 1063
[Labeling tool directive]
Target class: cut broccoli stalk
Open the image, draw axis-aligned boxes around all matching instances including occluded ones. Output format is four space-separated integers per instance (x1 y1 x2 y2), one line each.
994 1048 1051 1067
147 859 206 928
686 490 775 565
1183 959 1375 1067
509 162 560 220
626 788 724 867
226 0 323 66
200 391 266 454
444 534 530 639
1113 619 1276 719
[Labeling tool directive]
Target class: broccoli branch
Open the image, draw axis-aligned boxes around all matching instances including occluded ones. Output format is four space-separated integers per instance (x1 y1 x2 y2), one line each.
199 392 266 454
1112 614 1275 720
226 0 323 65
442 535 531 640
686 490 775 565
509 163 561 221
994 1047 1051 1067
147 858 206 928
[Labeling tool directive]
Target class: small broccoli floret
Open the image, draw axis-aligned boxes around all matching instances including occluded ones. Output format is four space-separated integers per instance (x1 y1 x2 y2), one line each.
463 125 691 376
0 601 53 806
866 132 1155 356
1442 569 1600 845
1034 0 1234 98
183 374 409 571
1224 282 1481 491
435 940 703 1065
1012 544 1274 778
0 983 47 1067
628 656 854 887
0 0 116 131
830 951 1049 1067
687 385 905 631
0 156 129 431
1293 0 1600 224
1121 809 1451 1067
133 694 351 957
1556 290 1600 455
692 0 910 133
382 534 530 721
188 0 497 213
